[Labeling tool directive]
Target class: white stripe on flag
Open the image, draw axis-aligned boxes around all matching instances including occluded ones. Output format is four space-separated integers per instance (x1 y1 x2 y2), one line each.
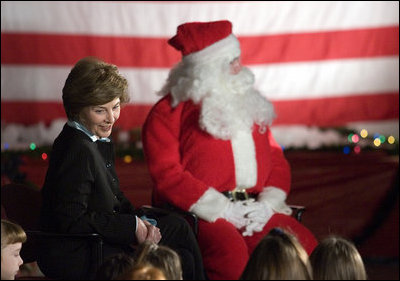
2 56 398 102
2 1 398 36
254 56 399 100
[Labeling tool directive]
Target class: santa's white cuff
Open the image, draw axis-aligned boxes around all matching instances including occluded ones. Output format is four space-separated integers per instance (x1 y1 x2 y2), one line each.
258 187 292 215
189 187 231 222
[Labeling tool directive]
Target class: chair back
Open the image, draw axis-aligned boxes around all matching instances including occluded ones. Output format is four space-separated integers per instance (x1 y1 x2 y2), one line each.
1 183 42 263
1 183 42 229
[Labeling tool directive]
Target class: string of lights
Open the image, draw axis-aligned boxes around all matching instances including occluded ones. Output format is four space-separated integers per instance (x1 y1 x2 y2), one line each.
2 127 398 165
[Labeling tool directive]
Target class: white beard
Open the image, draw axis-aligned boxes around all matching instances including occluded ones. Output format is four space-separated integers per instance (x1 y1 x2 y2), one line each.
159 60 275 140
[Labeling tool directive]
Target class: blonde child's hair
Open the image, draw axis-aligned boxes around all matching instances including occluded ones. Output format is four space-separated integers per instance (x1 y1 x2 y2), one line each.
240 227 312 280
119 263 166 280
1 219 27 249
133 241 183 280
310 235 367 280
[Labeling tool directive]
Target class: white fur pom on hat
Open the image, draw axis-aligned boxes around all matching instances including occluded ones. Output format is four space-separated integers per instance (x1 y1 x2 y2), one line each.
168 20 241 64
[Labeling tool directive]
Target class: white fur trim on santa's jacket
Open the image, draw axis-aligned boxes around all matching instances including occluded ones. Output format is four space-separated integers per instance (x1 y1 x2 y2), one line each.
258 187 293 215
189 187 231 222
183 34 241 65
231 130 257 188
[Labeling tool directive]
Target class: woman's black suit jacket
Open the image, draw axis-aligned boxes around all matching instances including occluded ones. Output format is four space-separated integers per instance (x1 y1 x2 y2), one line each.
39 124 205 280
39 124 139 279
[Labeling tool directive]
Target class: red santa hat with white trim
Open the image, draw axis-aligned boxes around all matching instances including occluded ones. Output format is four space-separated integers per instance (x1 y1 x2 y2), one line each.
168 20 241 64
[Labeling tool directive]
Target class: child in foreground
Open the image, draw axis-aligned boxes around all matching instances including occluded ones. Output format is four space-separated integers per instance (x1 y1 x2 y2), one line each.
1 219 27 280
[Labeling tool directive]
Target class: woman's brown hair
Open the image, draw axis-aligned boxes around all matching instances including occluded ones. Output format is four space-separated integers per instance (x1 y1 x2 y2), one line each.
62 56 130 121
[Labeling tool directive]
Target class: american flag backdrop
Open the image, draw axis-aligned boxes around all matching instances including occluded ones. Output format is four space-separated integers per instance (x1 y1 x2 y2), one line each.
1 1 399 148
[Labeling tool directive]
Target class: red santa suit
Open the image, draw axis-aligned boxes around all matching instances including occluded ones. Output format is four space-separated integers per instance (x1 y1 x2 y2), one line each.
142 20 317 280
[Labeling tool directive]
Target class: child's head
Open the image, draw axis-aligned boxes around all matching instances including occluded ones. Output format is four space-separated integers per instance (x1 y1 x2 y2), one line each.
95 253 135 280
133 241 183 280
1 219 27 280
310 236 367 280
119 263 166 280
240 227 312 280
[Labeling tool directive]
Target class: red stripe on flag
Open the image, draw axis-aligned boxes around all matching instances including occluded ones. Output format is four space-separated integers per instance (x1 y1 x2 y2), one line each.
240 26 399 64
2 26 398 67
1 101 67 126
0 34 180 67
273 93 399 127
0 102 153 129
2 93 398 129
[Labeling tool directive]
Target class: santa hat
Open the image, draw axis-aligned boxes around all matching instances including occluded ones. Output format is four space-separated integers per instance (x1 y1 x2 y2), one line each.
168 20 241 64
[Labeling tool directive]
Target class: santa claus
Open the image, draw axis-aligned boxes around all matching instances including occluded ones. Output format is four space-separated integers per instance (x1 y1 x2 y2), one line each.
142 20 318 280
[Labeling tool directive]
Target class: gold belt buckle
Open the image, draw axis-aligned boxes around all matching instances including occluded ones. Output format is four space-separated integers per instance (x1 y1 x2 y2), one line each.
232 188 249 201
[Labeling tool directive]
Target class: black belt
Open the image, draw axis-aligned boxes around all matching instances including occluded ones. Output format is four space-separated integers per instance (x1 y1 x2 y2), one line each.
222 189 257 202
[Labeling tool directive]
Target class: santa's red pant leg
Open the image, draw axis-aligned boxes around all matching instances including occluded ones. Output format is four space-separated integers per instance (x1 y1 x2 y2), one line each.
197 214 318 280
243 213 318 255
197 219 249 280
